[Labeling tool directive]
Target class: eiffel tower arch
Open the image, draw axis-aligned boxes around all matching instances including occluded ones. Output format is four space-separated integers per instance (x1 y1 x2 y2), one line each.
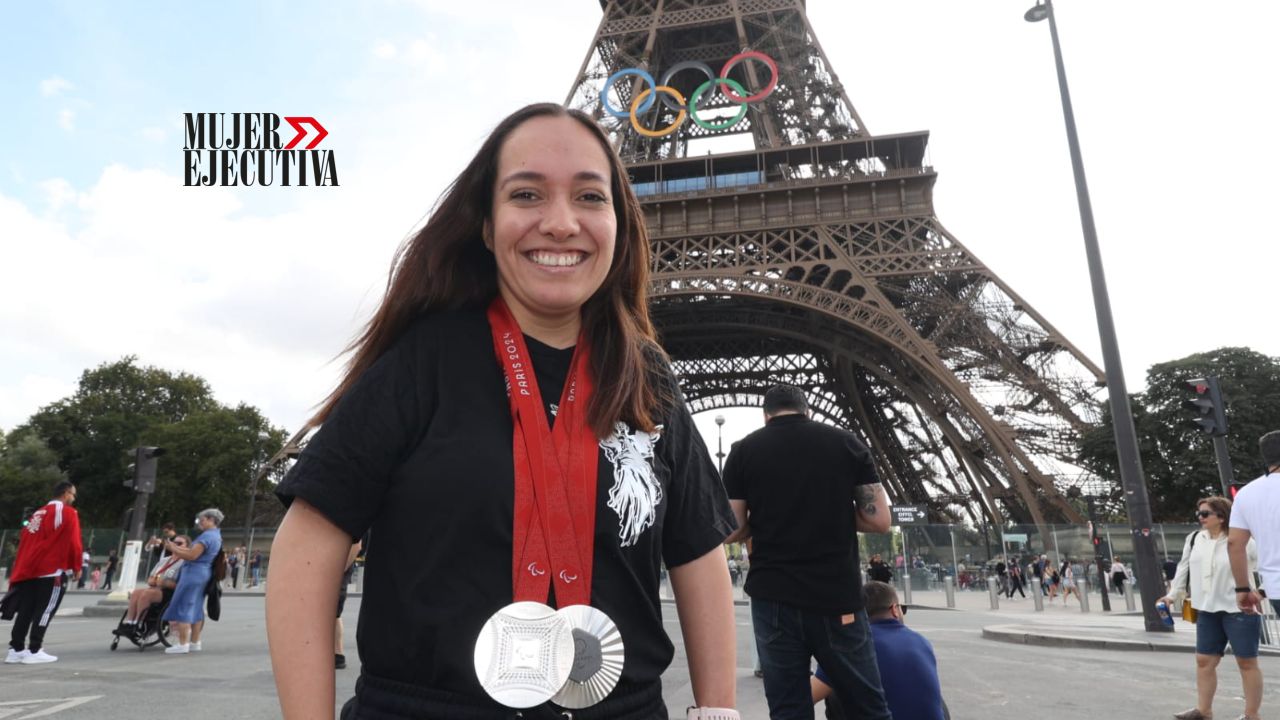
565 0 1111 526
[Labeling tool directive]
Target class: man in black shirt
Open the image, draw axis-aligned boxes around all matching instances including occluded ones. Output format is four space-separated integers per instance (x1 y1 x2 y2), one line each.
724 384 892 720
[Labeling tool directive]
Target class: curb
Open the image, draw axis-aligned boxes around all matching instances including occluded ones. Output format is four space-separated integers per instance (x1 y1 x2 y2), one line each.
982 624 1280 656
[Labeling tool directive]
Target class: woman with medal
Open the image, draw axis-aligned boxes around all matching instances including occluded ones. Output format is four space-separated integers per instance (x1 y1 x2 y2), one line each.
267 103 741 720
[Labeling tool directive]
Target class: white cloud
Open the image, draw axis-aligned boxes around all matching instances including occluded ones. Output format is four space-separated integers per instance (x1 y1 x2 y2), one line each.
372 40 396 59
37 177 77 213
40 76 73 97
140 126 167 143
57 109 74 131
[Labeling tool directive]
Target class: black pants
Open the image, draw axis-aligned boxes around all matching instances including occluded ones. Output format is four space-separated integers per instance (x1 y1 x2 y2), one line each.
1006 578 1025 598
103 564 116 590
8 574 68 653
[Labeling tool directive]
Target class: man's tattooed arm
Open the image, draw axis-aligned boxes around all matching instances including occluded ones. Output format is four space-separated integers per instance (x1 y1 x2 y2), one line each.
854 483 891 533
855 484 878 515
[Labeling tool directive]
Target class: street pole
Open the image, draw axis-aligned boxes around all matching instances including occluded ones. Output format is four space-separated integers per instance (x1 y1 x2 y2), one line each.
1025 0 1169 631
242 433 270 571
1211 436 1235 497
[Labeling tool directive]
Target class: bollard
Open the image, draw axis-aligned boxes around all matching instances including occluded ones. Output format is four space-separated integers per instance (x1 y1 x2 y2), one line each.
944 575 956 609
902 569 913 606
1123 579 1137 611
1079 578 1090 613
1031 577 1044 611
987 576 1000 610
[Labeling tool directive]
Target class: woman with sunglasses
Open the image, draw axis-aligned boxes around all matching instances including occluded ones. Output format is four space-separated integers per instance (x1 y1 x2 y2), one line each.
119 535 190 629
1160 496 1262 720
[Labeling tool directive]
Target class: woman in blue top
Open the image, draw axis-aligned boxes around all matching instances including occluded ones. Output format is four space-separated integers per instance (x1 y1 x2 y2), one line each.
160 508 224 655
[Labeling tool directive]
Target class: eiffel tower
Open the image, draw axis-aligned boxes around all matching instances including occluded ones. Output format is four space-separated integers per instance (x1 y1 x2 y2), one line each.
563 0 1112 527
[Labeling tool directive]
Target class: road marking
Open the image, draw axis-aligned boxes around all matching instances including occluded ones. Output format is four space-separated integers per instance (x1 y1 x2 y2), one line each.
0 697 103 718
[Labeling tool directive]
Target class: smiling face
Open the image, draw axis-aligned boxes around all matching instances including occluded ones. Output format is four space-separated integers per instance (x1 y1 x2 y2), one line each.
485 115 617 343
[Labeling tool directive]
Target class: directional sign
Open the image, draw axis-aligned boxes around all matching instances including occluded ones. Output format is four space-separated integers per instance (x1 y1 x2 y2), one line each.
891 504 927 526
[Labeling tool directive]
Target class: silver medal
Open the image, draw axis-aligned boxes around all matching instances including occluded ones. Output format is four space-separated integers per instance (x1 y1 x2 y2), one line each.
551 604 626 709
474 601 575 708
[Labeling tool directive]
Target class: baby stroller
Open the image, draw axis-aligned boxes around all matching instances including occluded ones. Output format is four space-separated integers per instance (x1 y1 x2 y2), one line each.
110 588 174 651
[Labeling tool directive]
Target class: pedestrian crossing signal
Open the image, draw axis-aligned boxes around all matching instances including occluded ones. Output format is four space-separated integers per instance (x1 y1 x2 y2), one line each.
20 506 34 528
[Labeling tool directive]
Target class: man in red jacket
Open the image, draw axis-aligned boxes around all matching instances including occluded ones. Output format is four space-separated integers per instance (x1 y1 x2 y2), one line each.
3 481 83 664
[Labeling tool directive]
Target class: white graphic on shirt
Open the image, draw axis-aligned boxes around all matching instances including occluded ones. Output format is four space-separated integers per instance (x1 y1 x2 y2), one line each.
601 422 663 547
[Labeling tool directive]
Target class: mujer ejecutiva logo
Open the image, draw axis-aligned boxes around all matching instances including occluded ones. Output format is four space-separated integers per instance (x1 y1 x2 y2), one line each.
183 113 338 187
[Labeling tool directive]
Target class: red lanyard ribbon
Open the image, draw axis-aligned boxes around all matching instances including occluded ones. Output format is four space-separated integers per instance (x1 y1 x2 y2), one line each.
488 298 598 607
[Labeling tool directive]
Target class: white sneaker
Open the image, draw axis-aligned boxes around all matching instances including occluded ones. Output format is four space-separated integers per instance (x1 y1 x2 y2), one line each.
164 644 189 655
4 649 30 664
189 641 201 652
21 650 57 664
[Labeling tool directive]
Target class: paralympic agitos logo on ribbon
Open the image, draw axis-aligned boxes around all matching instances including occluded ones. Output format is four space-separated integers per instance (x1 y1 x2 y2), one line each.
602 51 778 137
182 113 338 187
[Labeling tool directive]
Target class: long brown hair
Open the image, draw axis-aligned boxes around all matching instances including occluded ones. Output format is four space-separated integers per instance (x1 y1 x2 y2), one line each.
310 103 664 437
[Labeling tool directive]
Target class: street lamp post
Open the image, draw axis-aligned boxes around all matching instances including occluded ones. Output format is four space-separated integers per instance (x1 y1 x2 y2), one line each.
714 415 726 475
242 432 270 583
1025 0 1169 632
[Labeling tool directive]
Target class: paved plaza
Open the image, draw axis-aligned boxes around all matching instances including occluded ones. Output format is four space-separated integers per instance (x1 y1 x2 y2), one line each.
2 588 1278 718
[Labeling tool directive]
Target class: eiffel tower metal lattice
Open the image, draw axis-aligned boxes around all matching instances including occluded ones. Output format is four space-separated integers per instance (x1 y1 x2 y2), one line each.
564 0 1112 526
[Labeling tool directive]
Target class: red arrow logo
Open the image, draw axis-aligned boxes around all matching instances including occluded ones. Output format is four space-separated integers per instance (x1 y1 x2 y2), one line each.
283 116 328 150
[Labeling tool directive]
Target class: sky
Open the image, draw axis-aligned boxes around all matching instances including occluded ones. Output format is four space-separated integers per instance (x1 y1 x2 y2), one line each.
2 0 1277 457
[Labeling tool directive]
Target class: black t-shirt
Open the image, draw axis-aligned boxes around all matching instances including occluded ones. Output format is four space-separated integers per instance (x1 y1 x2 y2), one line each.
722 414 879 614
276 308 734 703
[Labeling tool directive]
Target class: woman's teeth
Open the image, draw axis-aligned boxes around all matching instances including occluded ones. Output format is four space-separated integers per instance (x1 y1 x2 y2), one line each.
528 251 584 267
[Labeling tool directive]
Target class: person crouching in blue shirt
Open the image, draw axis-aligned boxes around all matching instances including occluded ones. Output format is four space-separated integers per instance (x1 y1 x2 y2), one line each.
812 581 948 720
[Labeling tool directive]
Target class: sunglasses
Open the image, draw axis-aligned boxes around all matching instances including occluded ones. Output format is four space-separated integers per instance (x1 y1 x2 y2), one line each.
1196 510 1219 519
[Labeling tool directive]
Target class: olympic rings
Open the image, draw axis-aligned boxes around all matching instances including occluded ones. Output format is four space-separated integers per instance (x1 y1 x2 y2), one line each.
630 86 685 138
599 50 778 137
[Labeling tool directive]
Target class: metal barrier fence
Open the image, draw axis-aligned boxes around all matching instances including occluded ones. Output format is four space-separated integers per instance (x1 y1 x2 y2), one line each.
0 526 278 590
855 522 1209 602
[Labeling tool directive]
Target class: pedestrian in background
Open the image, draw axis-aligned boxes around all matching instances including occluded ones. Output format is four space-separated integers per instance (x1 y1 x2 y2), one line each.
3 481 83 664
160 508 225 654
724 384 893 719
1230 430 1280 620
1162 496 1261 720
250 550 262 587
103 548 118 591
1109 556 1128 595
812 581 947 720
1006 562 1026 599
227 547 241 589
867 554 893 584
77 549 89 589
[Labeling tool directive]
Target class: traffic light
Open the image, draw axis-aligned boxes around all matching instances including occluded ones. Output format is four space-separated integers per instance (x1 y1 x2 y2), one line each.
1180 376 1228 437
131 446 166 493
20 506 34 528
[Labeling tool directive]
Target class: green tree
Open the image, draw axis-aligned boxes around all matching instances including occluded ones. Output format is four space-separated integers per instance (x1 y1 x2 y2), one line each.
145 404 287 529
9 357 286 528
0 430 69 528
1080 347 1280 521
